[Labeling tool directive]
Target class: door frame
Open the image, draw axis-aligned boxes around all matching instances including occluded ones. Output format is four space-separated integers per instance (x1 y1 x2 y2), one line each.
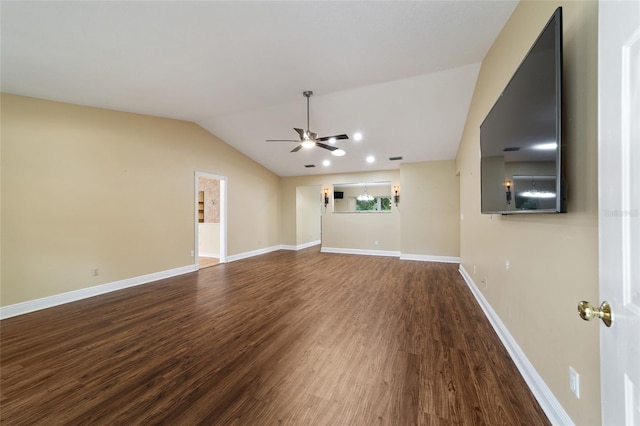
195 171 227 267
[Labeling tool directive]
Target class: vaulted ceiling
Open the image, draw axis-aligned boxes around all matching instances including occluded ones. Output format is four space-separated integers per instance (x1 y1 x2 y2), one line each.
1 1 517 176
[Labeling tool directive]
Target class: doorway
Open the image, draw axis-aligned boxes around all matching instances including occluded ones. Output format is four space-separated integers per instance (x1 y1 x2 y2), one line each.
195 172 227 269
296 185 322 249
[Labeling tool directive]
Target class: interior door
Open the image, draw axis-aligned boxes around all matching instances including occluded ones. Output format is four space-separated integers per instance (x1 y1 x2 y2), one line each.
598 1 640 424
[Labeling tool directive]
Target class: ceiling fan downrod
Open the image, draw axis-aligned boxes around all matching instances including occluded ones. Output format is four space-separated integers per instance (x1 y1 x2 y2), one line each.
303 90 313 137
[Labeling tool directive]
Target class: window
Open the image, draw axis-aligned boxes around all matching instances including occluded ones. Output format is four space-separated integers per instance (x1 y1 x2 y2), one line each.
355 197 392 211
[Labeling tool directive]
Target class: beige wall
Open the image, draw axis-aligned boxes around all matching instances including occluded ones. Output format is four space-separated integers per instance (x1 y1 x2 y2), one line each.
282 164 460 259
1 94 281 306
281 171 401 252
400 161 459 257
456 2 599 425
198 223 220 257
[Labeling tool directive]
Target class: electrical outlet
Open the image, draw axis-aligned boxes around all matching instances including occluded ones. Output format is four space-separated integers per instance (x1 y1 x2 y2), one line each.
190 250 195 257
481 277 488 288
569 366 580 398
473 264 477 274
374 240 379 246
505 260 511 269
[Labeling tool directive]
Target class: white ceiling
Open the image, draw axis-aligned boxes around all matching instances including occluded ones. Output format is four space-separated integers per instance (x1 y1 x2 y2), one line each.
1 1 517 177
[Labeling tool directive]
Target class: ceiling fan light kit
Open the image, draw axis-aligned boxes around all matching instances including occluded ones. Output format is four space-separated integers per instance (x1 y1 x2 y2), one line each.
266 90 349 156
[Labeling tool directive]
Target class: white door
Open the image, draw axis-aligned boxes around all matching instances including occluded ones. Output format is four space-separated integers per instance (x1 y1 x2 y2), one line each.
598 1 640 424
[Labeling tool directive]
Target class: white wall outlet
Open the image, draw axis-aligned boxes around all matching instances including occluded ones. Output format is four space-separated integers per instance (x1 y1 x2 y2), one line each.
374 240 379 246
190 250 194 257
505 260 510 269
473 264 477 274
569 366 580 398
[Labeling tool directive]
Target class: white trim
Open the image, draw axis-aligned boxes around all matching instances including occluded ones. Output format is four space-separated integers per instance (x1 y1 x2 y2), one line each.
320 246 400 257
281 240 321 251
198 252 219 258
458 265 574 426
0 265 196 320
226 245 282 263
399 253 461 263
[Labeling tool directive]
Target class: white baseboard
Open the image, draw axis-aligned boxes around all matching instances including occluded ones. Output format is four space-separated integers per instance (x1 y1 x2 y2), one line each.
281 240 321 251
226 245 282 263
0 264 197 320
320 246 401 257
198 252 219 258
399 253 461 263
458 265 574 426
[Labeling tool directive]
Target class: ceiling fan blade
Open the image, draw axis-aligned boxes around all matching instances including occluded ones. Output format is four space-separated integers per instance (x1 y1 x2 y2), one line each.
316 134 349 142
316 142 338 151
290 145 303 153
294 128 305 140
266 139 300 142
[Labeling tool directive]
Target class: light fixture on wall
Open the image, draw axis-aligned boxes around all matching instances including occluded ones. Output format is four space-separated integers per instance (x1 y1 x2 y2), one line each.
505 181 512 204
356 186 374 201
393 185 400 206
323 188 329 207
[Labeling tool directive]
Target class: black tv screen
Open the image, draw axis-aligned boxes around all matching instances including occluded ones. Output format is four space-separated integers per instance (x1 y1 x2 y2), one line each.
480 7 565 214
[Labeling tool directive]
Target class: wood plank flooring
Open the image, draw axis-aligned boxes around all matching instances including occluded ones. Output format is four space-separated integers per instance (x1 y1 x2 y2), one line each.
0 248 550 425
199 256 220 269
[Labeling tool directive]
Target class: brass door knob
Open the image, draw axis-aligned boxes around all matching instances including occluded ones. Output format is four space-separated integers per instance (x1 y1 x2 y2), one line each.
578 301 613 327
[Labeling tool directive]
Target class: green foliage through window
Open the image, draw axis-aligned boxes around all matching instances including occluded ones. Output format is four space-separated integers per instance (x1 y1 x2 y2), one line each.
355 197 392 211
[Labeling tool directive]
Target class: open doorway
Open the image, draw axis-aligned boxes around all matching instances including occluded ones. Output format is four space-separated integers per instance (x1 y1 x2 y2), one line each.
195 172 227 269
296 185 322 250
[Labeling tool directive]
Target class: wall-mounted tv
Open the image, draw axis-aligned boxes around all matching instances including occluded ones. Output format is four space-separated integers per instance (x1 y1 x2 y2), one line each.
480 7 566 214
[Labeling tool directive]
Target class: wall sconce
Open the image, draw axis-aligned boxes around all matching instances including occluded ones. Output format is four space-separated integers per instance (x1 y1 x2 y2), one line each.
323 188 329 207
393 185 400 206
505 181 512 204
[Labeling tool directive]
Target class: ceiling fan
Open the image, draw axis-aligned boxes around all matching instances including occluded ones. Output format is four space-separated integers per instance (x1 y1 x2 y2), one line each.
266 91 348 156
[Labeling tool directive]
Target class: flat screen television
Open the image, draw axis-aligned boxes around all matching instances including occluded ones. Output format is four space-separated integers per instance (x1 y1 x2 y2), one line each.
480 7 566 214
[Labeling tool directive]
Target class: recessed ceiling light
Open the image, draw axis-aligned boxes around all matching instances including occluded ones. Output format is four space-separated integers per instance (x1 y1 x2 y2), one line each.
322 159 331 166
353 132 363 141
366 155 375 163
332 149 346 157
328 137 336 144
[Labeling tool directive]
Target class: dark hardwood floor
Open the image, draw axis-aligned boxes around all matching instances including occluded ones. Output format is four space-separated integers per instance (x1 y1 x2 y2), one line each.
1 248 550 425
